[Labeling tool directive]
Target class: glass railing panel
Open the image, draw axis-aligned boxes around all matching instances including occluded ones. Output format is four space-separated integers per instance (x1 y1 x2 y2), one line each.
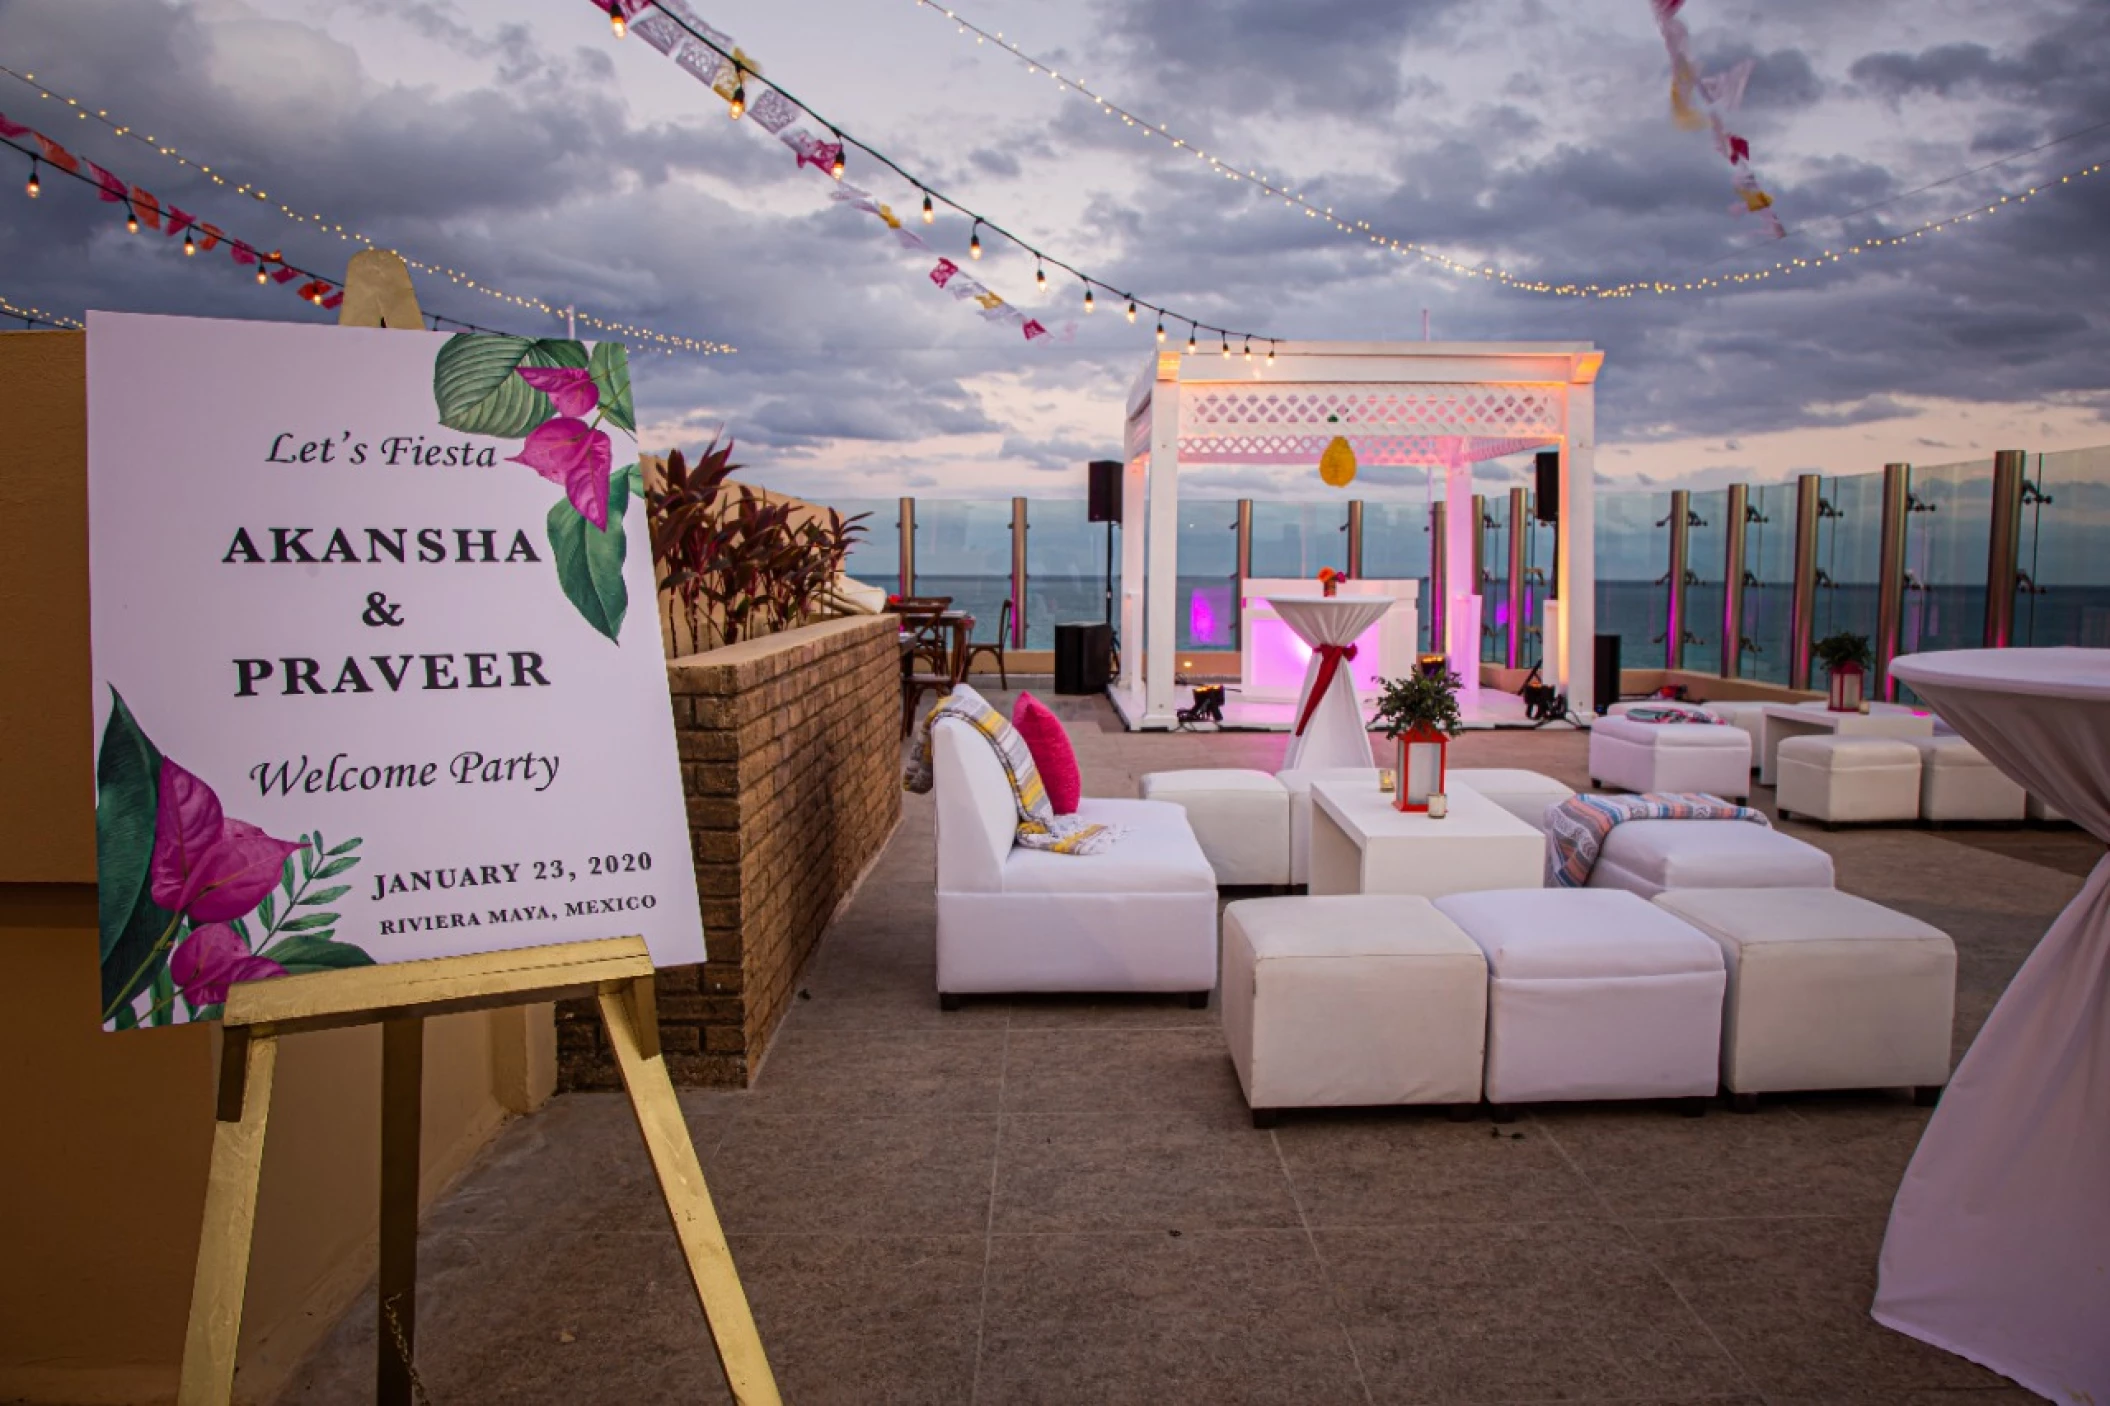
1900 459 1992 657
1481 503 1509 664
914 499 1013 637
1361 500 1433 651
1177 499 1242 652
1739 482 1796 686
1595 491 1667 673
1685 488 1728 673
1250 500 1349 581
1814 471 1883 646
834 497 900 595
1023 498 1104 648
2020 445 2110 648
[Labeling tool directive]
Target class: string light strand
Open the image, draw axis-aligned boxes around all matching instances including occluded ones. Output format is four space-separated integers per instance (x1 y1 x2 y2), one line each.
0 63 735 355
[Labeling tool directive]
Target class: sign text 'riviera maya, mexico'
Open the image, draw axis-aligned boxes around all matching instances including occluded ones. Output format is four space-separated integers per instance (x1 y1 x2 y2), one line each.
85 311 704 1031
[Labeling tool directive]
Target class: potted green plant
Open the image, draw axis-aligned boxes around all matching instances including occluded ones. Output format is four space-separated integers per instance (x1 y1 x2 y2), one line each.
1374 666 1464 813
1813 631 1871 712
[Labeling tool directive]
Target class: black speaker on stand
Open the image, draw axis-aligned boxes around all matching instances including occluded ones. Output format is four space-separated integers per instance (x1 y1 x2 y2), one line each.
1534 450 1560 524
1594 633 1621 716
1087 460 1122 637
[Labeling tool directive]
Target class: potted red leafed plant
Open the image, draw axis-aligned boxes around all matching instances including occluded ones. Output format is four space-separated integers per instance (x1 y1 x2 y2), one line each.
1814 631 1871 712
1375 666 1464 813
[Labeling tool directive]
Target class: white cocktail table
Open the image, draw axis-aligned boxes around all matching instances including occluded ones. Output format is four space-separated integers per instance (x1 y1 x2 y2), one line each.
1308 777 1544 897
1757 702 1935 786
1268 595 1394 773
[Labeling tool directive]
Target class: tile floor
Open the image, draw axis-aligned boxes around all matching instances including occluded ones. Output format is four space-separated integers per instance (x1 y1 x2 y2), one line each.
279 686 2098 1405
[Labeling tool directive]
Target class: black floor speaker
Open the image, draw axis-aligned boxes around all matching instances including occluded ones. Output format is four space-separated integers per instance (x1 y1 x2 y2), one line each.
1054 621 1113 694
1594 633 1621 715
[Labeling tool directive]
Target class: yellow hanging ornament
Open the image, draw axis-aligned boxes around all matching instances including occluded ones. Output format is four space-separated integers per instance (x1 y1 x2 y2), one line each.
1319 435 1357 488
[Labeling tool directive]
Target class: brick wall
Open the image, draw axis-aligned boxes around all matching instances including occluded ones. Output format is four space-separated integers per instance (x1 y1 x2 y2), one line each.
556 614 902 1088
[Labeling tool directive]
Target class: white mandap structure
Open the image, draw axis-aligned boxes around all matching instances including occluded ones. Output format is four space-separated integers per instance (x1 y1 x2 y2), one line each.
1109 340 1604 730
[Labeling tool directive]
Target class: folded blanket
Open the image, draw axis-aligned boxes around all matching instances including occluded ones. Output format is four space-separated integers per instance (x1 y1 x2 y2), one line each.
1545 791 1770 888
903 685 1124 856
1623 703 1723 724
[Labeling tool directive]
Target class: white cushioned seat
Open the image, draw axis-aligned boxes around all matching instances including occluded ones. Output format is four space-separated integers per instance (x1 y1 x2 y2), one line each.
1692 700 1772 771
1222 896 1486 1124
1912 735 2027 823
1775 735 1922 825
1653 887 1956 1101
1277 767 1382 886
934 718 1217 999
1138 769 1291 886
1587 818 1834 898
2028 792 2068 824
1589 715 1752 800
1436 889 1726 1105
1447 768 1577 831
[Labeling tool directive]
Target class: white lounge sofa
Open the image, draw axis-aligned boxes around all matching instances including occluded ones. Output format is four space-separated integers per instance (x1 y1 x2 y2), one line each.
933 716 1219 1007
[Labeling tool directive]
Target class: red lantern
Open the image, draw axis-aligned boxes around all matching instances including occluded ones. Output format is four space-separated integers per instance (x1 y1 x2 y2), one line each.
1395 725 1448 813
1827 659 1865 712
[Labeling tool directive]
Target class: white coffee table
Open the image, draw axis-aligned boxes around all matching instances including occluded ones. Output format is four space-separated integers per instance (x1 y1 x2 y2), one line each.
1308 778 1544 897
1757 702 1936 785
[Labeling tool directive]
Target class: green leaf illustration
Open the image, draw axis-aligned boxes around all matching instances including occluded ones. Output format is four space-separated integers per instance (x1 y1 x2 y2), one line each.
96 688 179 1017
299 885 352 907
546 470 630 642
432 333 590 438
314 855 359 881
326 836 364 857
256 893 276 931
276 912 340 934
266 936 377 976
589 340 636 434
148 965 175 1028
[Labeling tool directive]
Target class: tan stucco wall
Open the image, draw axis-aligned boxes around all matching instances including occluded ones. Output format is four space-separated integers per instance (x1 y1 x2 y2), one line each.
0 330 556 1404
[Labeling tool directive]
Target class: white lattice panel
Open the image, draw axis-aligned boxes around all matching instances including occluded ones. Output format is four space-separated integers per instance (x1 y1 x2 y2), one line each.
1180 384 1562 441
1178 434 1555 467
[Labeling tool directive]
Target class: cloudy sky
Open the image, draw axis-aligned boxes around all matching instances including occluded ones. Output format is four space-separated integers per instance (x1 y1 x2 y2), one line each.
2 0 2105 504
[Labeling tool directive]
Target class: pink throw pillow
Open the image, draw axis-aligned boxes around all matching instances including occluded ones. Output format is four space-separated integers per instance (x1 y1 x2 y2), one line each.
1011 692 1082 815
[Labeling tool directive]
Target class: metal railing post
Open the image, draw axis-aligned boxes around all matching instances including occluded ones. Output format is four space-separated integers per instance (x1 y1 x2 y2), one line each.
1428 500 1447 653
1346 500 1365 579
1009 497 1028 648
1665 489 1691 670
898 496 915 598
1985 449 2027 647
1721 484 1748 678
1876 464 1911 696
1233 498 1254 646
1506 487 1527 668
1789 474 1821 690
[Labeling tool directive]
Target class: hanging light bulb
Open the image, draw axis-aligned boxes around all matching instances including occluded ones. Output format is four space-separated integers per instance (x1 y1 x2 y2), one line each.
1243 338 1252 361
1035 260 1047 293
608 1 627 38
183 229 197 256
125 204 139 234
729 75 746 120
827 132 846 180
1267 342 1277 365
921 191 934 224
1155 317 1166 344
1186 326 1198 354
1126 298 1137 324
969 221 982 259
256 257 269 285
1219 333 1230 358
1083 285 1095 313
25 159 39 198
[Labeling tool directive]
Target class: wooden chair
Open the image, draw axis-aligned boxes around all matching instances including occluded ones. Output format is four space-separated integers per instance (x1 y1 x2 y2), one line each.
961 600 1012 689
902 610 970 737
889 596 954 676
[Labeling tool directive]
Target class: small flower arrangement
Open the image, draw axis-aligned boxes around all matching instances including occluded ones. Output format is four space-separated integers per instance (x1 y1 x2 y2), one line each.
1317 566 1346 597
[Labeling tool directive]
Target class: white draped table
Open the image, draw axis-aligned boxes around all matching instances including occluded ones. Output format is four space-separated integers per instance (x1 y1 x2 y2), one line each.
1876 648 2110 1403
1269 595 1393 772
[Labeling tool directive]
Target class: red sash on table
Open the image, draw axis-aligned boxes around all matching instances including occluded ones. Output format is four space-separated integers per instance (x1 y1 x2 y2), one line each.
1293 643 1358 736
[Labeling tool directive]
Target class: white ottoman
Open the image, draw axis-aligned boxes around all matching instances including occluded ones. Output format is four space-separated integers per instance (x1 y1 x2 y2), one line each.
1138 769 1291 886
1436 889 1725 1108
1775 735 1922 826
1222 896 1487 1127
1912 736 2027 823
1448 768 1577 831
1587 819 1834 898
1589 716 1752 800
1694 700 1772 771
1277 767 1382 886
1653 887 1956 1109
2028 793 2068 824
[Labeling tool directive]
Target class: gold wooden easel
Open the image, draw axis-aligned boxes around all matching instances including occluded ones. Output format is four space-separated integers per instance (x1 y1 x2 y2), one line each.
175 937 778 1404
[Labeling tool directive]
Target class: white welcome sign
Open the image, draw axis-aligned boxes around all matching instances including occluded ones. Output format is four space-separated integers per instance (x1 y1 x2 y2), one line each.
86 311 704 1032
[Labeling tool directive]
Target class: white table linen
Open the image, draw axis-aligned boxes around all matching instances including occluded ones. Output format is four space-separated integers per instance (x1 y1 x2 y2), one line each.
1875 648 2110 1403
1270 596 1393 772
